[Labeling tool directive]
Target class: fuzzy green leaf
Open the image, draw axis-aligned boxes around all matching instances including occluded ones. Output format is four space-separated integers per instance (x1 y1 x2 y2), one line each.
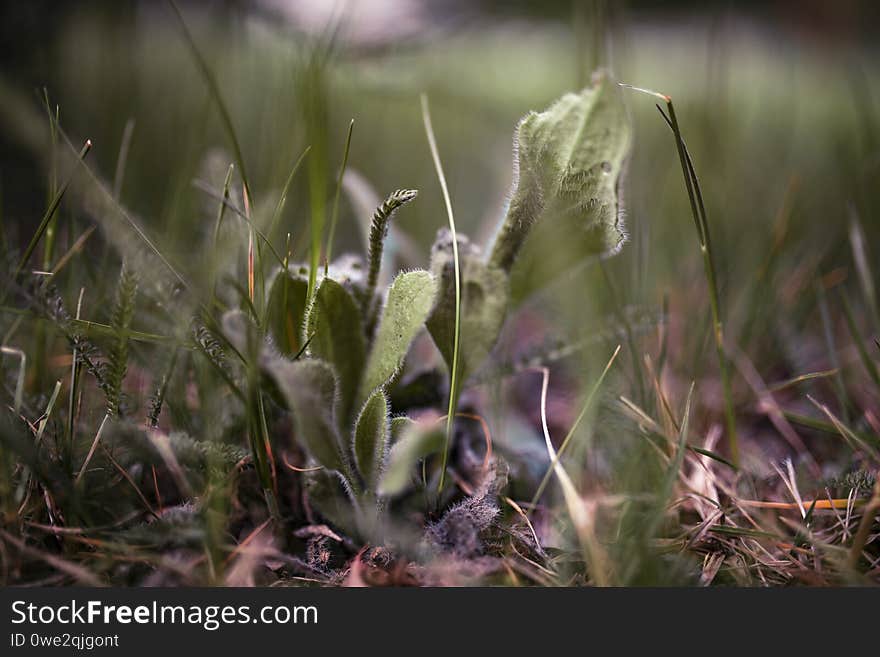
377 420 444 497
353 388 390 490
266 270 309 356
266 359 344 472
489 72 631 301
427 231 508 384
359 269 437 403
307 277 367 422
221 309 253 358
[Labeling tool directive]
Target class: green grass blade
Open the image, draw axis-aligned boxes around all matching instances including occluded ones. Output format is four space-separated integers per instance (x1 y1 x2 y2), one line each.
421 94 462 496
839 291 880 389
16 139 91 274
325 119 354 263
168 0 251 201
266 145 311 241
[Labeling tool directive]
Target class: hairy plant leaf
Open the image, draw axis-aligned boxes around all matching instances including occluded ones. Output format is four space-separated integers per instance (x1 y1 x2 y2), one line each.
353 388 389 490
266 270 309 356
307 277 367 423
266 359 344 472
377 420 444 497
488 72 631 302
427 230 508 384
221 309 253 358
359 269 437 404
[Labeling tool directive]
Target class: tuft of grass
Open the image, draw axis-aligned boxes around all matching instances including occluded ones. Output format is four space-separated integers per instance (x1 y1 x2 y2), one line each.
621 83 739 465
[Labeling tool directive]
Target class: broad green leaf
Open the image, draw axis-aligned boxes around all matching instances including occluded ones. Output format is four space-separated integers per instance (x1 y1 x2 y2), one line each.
266 358 344 472
266 270 308 356
488 72 631 302
359 269 437 404
427 230 508 384
307 277 367 423
352 388 389 490
377 420 445 497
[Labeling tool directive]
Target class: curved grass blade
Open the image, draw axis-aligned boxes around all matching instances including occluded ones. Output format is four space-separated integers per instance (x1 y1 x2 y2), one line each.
530 345 620 511
421 93 462 496
325 119 354 262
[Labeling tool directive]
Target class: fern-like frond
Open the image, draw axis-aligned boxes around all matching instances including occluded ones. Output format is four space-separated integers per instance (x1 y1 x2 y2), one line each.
364 189 418 305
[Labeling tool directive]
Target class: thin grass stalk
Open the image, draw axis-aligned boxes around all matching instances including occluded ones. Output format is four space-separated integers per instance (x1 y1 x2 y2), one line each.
662 100 738 465
529 345 620 511
600 262 645 406
113 118 135 201
169 0 251 202
0 346 25 414
325 119 354 263
537 367 611 585
66 288 85 466
40 91 60 271
15 139 91 275
647 381 695 539
421 94 462 495
211 164 234 300
817 281 851 422
266 146 311 242
839 291 880 388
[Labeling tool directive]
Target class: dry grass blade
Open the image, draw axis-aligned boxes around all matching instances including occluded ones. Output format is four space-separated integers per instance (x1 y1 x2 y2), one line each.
537 367 611 586
0 345 26 413
807 394 880 463
530 345 620 511
0 529 105 586
648 382 695 538
75 413 109 484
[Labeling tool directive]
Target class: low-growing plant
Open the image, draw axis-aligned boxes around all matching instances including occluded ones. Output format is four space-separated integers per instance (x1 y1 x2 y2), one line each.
187 70 634 551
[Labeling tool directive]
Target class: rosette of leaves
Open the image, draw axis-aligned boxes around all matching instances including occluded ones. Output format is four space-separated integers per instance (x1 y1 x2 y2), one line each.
259 73 630 538
256 190 437 534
